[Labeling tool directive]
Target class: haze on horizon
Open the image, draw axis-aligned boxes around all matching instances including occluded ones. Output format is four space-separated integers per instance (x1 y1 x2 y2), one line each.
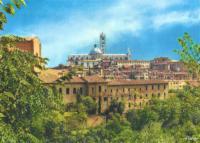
1 0 200 67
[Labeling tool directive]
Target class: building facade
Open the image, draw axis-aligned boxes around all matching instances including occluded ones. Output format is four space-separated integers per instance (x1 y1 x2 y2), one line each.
0 36 42 57
16 37 41 57
116 60 150 69
149 57 192 80
67 33 131 68
51 75 169 113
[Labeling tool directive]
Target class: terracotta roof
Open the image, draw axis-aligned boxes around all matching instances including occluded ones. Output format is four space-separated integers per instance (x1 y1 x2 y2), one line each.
108 79 168 86
187 80 200 87
116 60 150 63
83 75 106 83
63 76 85 83
39 68 68 83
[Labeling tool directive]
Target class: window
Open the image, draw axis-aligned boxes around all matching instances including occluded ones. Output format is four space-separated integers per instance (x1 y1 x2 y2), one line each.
158 84 160 90
104 97 108 101
152 93 154 97
146 94 148 97
134 95 137 99
128 103 131 108
59 88 62 94
99 86 102 93
116 89 118 93
140 95 142 99
123 88 125 92
158 93 160 98
128 95 131 100
164 85 166 89
111 89 113 93
73 88 76 94
80 87 83 94
92 87 94 93
66 88 69 94
139 102 142 107
110 96 113 101
146 85 148 90
152 85 154 90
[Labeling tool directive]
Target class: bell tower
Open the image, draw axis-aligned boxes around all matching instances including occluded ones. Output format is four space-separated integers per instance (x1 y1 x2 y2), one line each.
99 32 106 54
127 48 132 60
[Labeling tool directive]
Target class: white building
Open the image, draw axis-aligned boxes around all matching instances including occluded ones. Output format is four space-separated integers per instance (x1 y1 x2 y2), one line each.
67 33 131 68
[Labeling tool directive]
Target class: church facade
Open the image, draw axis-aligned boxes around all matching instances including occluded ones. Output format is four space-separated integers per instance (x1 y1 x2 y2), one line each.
67 33 131 68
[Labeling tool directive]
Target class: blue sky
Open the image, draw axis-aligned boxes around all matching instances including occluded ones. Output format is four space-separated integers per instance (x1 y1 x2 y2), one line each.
1 0 200 67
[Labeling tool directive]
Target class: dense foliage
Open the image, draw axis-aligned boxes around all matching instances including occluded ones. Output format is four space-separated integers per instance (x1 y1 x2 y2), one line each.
61 86 200 143
0 36 63 142
109 99 125 114
176 32 200 79
0 32 199 142
0 0 26 30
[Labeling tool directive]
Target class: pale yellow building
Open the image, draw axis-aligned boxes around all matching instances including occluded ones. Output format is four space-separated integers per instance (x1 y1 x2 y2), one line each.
44 75 169 113
167 80 187 90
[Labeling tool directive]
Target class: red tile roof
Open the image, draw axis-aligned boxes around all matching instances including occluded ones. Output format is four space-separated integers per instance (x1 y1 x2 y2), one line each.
108 79 168 86
39 68 68 83
63 76 85 83
187 80 200 87
116 60 149 63
83 75 106 83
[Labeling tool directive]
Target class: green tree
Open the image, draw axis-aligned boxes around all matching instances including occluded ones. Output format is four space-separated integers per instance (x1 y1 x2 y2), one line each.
81 96 97 115
0 35 62 142
137 122 175 143
0 0 26 30
126 107 159 130
109 100 125 114
176 32 200 79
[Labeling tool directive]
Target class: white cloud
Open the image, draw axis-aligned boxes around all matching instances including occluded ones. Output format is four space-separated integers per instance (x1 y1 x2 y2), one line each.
15 0 199 66
153 9 200 29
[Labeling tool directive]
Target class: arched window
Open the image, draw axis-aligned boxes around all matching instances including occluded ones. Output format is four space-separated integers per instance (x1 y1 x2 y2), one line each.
73 88 76 94
59 88 62 94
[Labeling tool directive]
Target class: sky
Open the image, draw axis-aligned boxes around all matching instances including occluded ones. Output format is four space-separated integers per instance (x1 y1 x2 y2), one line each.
1 0 200 67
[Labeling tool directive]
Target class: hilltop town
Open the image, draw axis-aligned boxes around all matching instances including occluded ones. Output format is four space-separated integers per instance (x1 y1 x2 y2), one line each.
1 0 200 142
7 33 198 113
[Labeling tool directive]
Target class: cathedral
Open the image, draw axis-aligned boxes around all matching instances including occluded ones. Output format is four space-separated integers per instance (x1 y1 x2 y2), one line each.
67 33 131 68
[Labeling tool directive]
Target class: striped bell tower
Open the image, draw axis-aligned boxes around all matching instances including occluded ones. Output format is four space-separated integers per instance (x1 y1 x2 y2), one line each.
99 32 106 54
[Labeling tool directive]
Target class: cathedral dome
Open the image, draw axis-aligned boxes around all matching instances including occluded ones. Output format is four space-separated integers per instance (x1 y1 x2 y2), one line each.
90 47 103 55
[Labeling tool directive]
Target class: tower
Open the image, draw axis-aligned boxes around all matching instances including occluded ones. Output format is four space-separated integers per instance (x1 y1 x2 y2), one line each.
127 48 132 60
99 32 106 54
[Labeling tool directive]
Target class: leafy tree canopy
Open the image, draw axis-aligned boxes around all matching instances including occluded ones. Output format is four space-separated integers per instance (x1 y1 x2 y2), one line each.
0 0 26 30
0 35 63 142
176 32 200 79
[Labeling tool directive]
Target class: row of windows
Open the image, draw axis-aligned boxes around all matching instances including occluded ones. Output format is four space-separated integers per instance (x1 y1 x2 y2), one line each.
101 92 166 102
59 85 166 95
91 86 102 93
69 56 127 61
59 87 83 95
105 85 166 94
91 84 166 94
